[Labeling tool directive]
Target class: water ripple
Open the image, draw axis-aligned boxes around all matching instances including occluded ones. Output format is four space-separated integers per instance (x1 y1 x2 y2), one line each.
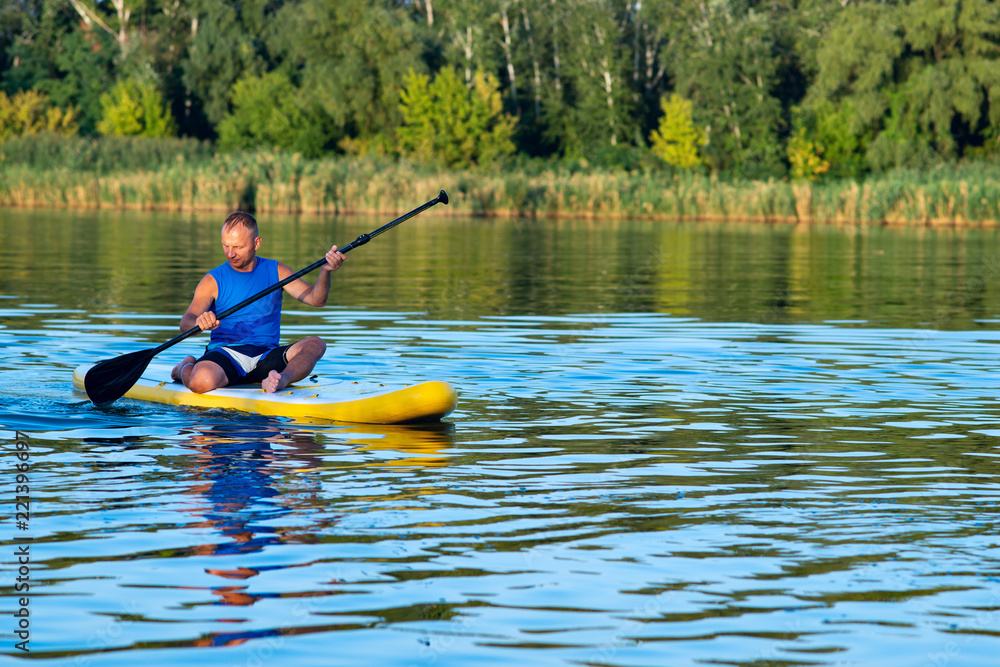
1 310 999 666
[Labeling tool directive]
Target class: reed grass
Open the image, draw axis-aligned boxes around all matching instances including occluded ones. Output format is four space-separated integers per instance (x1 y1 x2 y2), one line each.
0 133 213 173
2 136 1000 225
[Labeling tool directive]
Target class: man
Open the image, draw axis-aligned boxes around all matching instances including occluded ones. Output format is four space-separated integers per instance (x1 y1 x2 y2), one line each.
170 211 346 394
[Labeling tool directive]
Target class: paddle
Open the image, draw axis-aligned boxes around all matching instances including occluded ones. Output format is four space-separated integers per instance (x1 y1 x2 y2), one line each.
84 189 450 405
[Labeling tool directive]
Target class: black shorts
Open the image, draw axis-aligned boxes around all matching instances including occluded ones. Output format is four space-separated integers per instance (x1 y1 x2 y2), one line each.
197 344 291 387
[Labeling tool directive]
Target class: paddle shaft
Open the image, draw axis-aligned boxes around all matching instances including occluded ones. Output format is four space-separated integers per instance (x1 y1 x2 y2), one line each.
148 190 448 357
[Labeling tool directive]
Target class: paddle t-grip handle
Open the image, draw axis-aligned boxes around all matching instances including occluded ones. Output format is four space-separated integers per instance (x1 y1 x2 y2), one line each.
338 189 448 253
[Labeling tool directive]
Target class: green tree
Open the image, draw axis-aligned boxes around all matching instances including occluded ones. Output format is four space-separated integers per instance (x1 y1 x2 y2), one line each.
3 1 116 135
786 127 829 181
63 0 137 58
765 0 844 109
649 94 705 169
0 89 78 139
662 2 786 178
0 1 42 85
808 0 1000 170
789 101 867 180
97 79 176 137
544 0 635 157
433 0 501 88
217 71 329 156
5 1 199 136
181 0 281 130
273 0 424 153
625 0 672 138
398 67 516 167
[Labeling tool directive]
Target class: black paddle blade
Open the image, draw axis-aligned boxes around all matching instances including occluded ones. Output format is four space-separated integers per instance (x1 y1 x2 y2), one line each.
84 349 158 405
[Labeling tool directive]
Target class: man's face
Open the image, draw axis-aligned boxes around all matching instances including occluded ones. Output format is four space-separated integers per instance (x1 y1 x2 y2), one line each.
221 224 260 271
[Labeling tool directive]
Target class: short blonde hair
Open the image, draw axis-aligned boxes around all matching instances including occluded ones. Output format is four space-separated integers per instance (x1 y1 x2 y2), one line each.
223 211 258 238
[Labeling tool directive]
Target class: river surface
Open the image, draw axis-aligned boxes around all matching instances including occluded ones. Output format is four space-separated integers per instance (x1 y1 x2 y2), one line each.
1 208 998 665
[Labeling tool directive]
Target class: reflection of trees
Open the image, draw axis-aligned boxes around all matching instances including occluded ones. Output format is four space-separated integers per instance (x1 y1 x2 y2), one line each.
15 209 1000 329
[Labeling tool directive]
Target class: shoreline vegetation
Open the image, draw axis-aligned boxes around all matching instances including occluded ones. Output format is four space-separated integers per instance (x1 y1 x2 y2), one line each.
7 1 1000 231
2 137 1000 226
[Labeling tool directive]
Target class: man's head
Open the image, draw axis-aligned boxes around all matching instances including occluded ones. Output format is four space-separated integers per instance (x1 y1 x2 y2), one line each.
221 211 261 271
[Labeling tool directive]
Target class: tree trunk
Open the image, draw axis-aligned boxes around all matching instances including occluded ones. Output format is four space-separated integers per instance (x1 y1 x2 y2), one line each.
580 31 593 78
697 0 713 48
632 3 640 104
186 14 199 123
603 65 616 146
67 0 122 50
111 0 130 53
500 4 519 113
456 26 474 85
644 28 664 97
594 25 616 146
521 7 542 120
551 0 562 92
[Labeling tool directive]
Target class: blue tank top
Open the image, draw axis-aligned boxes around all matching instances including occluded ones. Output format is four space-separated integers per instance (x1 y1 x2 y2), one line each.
207 257 282 351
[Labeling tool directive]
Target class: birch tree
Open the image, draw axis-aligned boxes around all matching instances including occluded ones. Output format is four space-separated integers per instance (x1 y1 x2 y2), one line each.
543 0 635 156
436 0 498 86
661 1 785 177
275 0 424 152
65 0 132 55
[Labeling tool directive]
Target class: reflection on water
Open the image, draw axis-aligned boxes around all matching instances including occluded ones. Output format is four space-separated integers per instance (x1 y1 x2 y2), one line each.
5 208 1000 328
1 211 999 665
181 422 317 646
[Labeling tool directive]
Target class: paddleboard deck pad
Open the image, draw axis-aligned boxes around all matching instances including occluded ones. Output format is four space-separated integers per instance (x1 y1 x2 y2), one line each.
74 363 457 424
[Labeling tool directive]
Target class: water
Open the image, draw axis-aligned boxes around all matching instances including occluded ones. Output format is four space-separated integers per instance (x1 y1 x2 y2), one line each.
1 209 998 665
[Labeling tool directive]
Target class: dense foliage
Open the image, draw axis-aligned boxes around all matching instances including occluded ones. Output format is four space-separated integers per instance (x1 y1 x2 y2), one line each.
2 0 1000 180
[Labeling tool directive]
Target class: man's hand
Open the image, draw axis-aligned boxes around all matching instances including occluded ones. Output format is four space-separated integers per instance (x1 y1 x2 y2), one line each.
322 246 346 272
195 311 220 331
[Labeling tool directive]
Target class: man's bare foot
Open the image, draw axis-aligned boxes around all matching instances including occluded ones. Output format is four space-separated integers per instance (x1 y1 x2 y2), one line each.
262 370 288 393
171 355 196 382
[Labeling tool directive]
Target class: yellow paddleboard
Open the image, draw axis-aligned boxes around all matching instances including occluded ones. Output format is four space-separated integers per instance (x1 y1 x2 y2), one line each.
73 363 457 424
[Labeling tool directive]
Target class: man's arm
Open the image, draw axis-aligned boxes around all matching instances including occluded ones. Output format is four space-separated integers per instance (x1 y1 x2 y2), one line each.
279 246 346 307
180 274 220 332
